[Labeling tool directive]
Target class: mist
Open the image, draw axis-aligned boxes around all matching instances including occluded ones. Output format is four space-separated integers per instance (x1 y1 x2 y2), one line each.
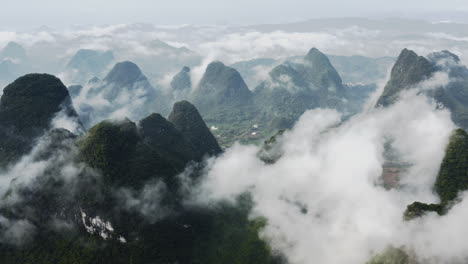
185 76 460 263
1 3 468 262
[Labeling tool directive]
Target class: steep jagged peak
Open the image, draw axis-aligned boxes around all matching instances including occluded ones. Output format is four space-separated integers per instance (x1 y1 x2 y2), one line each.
303 47 343 89
168 100 222 157
376 48 435 107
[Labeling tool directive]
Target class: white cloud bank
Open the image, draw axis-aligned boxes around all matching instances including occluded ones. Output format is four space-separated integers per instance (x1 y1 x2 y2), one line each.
187 78 464 263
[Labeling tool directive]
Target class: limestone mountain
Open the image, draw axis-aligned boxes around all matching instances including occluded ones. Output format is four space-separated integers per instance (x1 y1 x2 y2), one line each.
191 61 253 113
376 48 468 128
139 113 199 166
170 66 192 101
66 49 114 83
303 47 345 94
0 74 79 166
168 100 222 156
0 60 25 83
0 42 27 62
76 61 169 127
254 47 347 128
404 129 468 220
171 66 192 92
0 84 277 263
376 49 435 107
103 61 149 89
80 100 221 189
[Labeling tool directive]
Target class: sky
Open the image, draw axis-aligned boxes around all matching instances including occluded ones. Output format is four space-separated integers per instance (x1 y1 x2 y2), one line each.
1 0 468 29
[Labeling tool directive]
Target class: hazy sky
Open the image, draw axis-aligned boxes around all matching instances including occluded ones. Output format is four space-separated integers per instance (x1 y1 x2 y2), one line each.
1 0 468 29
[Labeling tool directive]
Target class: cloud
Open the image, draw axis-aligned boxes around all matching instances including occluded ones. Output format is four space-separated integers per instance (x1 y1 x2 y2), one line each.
185 79 458 263
0 216 36 246
116 181 172 224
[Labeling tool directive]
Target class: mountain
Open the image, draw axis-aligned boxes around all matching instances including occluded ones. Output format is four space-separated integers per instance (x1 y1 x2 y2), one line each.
191 61 253 113
191 48 375 147
0 90 278 263
76 61 169 127
404 129 468 220
80 100 221 189
103 61 149 89
66 49 114 83
0 42 26 62
0 60 25 82
0 42 30 84
376 49 435 107
368 129 468 263
303 47 345 93
231 54 394 89
254 47 347 127
376 48 468 128
67 84 83 97
118 39 202 85
139 113 200 167
168 100 222 156
0 74 79 166
170 66 192 101
171 66 192 92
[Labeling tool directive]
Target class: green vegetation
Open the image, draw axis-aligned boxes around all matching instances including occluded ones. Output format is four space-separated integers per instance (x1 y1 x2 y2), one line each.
0 197 282 264
168 100 223 155
0 73 78 166
79 120 139 187
403 129 468 220
367 247 417 264
434 128 468 204
403 202 444 221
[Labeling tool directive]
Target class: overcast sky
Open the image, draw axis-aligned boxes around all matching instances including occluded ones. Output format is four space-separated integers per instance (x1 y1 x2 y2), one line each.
1 0 468 29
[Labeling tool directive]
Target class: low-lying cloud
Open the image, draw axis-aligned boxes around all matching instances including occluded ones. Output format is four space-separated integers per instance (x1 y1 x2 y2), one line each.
186 77 459 263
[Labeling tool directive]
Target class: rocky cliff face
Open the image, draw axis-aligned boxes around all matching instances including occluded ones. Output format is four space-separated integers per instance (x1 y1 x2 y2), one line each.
254 47 347 128
376 49 435 107
376 48 468 128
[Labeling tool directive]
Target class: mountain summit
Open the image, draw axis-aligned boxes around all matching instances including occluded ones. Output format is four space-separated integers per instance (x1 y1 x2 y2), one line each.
303 47 344 92
375 48 468 128
0 74 79 165
168 100 222 156
376 48 435 107
191 61 252 112
103 61 148 87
